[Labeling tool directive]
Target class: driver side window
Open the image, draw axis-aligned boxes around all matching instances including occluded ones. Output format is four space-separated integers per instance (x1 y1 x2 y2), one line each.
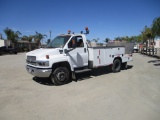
68 36 84 48
68 37 76 48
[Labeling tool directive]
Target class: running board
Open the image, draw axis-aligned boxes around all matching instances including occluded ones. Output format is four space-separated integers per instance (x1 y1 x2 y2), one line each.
75 69 92 74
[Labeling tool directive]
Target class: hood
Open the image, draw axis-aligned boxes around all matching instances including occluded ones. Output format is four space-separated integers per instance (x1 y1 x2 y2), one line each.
26 48 62 59
27 48 54 55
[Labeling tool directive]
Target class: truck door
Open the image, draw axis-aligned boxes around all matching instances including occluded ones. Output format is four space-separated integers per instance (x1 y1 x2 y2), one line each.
66 36 88 68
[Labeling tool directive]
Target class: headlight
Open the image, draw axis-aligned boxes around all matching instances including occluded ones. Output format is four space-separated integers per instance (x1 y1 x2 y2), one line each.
36 61 49 66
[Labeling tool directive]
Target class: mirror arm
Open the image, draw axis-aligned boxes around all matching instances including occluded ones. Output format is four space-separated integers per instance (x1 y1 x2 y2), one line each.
64 48 75 53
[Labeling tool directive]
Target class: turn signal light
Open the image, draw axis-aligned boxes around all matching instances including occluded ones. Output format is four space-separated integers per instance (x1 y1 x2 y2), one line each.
46 55 49 59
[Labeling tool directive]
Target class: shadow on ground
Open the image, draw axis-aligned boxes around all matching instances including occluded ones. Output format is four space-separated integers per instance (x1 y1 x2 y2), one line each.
148 59 160 66
148 60 160 63
154 63 160 66
32 77 54 86
33 65 133 85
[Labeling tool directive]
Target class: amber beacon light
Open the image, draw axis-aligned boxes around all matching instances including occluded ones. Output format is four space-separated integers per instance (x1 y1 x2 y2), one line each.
85 27 89 34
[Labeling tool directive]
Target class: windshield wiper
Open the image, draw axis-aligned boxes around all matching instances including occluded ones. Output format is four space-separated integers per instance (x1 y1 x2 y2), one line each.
46 46 55 48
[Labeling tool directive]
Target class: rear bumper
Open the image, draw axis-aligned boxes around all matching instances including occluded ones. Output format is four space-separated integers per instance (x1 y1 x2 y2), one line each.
26 65 52 77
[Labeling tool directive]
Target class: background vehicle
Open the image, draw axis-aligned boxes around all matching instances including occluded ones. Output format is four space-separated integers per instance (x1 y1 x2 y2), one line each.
133 44 139 53
0 39 17 55
154 39 160 57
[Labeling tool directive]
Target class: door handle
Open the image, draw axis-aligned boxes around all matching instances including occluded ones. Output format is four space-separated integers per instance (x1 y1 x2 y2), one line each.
84 48 86 53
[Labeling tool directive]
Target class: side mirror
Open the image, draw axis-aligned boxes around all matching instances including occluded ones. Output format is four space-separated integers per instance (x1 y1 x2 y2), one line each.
59 49 63 54
64 48 75 53
64 49 68 53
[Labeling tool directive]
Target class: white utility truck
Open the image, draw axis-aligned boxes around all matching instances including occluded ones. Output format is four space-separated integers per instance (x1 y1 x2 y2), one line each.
133 44 139 53
26 28 133 85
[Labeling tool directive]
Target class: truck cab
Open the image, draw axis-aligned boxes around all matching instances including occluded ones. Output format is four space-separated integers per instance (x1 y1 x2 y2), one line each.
58 34 89 68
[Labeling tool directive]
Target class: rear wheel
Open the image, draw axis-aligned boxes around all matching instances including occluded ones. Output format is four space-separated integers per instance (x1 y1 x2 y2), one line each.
112 59 121 72
10 50 13 54
51 67 70 85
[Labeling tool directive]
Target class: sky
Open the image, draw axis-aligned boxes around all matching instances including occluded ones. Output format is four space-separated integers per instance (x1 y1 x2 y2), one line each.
0 0 160 43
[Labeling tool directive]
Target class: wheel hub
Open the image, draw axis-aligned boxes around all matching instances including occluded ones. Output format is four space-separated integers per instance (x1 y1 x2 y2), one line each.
56 72 66 81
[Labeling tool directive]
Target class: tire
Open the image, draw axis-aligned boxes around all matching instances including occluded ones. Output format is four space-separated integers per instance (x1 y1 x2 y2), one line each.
112 59 121 73
121 62 127 70
14 51 17 54
10 50 13 54
51 67 70 85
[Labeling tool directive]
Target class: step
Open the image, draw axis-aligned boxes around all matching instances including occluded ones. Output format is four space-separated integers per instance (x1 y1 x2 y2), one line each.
75 69 92 74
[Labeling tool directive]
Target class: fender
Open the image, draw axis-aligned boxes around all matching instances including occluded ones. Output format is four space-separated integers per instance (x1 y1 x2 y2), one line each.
49 54 74 71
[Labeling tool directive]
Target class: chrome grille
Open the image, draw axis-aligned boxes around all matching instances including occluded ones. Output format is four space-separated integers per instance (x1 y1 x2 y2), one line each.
26 56 36 65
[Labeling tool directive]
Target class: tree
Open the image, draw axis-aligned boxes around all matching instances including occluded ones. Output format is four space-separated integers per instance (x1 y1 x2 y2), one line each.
22 35 34 51
123 36 129 41
4 27 21 48
114 36 122 41
136 34 143 43
104 38 110 43
152 17 160 37
151 17 160 55
34 32 47 47
92 38 99 43
141 26 153 42
129 36 137 42
141 26 154 55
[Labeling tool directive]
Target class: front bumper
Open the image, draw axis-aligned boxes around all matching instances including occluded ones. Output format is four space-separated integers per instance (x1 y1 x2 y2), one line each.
26 65 52 77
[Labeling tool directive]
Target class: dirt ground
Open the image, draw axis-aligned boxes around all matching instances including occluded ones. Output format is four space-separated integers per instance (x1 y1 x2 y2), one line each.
0 53 160 120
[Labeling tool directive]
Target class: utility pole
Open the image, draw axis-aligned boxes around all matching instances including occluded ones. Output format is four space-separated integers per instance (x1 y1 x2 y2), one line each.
50 30 52 40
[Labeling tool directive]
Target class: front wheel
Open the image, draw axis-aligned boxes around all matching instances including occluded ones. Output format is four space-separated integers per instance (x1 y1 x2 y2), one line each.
112 59 121 73
121 62 127 70
51 67 70 85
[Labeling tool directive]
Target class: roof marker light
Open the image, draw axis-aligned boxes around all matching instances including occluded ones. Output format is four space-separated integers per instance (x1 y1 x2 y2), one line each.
85 27 89 34
68 30 71 34
85 27 88 30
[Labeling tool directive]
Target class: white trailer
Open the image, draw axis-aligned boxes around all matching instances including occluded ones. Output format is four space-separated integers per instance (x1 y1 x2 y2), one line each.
26 28 133 85
133 44 139 53
0 39 17 55
155 40 160 57
0 39 5 47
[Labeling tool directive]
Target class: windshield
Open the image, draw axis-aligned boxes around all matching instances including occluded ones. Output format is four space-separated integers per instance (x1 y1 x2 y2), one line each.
46 35 71 48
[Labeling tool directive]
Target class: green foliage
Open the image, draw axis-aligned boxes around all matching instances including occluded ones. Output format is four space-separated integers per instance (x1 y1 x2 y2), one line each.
114 36 141 42
21 35 34 51
4 27 21 48
34 31 47 46
152 17 160 37
92 38 99 43
141 26 153 41
112 17 160 43
104 38 110 43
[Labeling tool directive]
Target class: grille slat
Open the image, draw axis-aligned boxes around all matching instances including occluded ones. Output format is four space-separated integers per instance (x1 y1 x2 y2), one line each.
27 56 36 65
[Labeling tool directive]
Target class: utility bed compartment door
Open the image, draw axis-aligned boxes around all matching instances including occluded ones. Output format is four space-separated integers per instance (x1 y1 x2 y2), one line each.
88 47 125 67
88 48 113 67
